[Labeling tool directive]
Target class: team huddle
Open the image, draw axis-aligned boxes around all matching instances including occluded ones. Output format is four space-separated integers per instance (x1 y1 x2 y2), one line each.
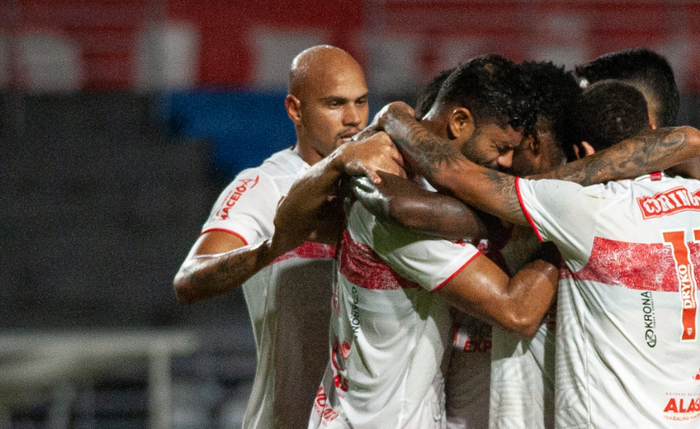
175 45 700 428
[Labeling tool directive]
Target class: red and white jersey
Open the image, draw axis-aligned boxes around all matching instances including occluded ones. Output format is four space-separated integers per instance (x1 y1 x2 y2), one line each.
489 227 556 429
203 148 335 429
309 200 481 429
517 173 700 428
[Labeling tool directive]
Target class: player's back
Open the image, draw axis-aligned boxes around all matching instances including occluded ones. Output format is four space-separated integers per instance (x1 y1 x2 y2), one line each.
543 174 700 427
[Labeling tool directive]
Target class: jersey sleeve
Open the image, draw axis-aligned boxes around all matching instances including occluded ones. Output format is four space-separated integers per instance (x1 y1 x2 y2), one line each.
516 177 599 266
201 168 281 246
360 207 481 292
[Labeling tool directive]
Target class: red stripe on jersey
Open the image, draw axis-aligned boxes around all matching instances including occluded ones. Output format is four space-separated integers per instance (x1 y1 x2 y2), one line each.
432 252 480 293
571 237 700 292
339 230 421 291
273 241 336 264
515 177 544 242
199 228 249 245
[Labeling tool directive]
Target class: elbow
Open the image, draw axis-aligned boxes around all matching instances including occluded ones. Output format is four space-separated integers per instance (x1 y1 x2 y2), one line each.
173 273 196 305
499 311 541 339
682 126 700 153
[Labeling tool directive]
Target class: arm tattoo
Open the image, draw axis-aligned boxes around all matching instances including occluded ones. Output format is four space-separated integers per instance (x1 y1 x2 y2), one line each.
483 168 524 221
386 107 463 181
540 128 688 185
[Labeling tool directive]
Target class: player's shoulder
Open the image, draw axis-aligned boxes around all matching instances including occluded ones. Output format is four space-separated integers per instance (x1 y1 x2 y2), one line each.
257 147 308 177
223 148 307 192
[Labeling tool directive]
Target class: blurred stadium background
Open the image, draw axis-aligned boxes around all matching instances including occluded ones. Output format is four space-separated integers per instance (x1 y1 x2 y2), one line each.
2 0 700 427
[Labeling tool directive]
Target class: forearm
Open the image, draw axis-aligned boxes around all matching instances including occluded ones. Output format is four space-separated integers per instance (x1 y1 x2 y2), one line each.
499 259 559 337
382 103 464 185
174 240 275 304
351 173 488 242
380 103 528 225
534 126 700 185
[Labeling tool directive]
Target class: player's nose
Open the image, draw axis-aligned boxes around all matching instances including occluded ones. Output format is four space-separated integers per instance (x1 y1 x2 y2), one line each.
497 151 514 169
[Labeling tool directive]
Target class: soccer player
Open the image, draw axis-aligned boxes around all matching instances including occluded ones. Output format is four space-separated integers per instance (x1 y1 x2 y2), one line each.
172 45 399 429
372 82 700 427
575 47 699 179
298 55 562 429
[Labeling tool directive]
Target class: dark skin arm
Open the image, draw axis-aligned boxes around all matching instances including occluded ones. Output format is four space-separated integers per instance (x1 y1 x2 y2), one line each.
274 128 557 337
373 101 700 225
350 172 489 243
173 134 403 305
666 158 700 180
266 132 405 253
437 252 558 338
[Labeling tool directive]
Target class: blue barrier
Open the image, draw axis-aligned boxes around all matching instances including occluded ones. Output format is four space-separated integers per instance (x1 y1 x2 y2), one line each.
166 90 297 179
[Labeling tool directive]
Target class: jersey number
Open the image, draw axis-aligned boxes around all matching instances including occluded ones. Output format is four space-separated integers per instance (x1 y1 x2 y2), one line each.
662 229 699 341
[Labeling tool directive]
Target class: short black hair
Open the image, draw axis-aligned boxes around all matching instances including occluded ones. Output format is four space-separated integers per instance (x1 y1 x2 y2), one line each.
574 48 679 127
435 54 532 130
414 66 456 120
518 61 581 150
572 80 649 154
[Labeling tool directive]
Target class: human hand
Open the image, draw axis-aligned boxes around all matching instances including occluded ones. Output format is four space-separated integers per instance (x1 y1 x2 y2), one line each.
336 132 406 183
368 101 415 131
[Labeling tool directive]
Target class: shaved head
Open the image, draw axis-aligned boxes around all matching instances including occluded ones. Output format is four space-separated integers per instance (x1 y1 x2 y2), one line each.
289 45 364 97
285 45 369 165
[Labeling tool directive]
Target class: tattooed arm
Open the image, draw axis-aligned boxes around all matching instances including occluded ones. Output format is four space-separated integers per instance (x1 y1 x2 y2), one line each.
532 127 700 185
375 101 529 225
375 102 700 223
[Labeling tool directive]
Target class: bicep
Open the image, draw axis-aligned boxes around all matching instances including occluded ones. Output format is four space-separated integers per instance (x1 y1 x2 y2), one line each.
187 230 247 258
437 254 509 326
352 173 488 242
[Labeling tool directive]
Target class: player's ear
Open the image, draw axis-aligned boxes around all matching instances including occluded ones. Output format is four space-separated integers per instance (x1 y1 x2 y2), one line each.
523 132 538 155
448 107 475 139
573 141 595 159
581 141 595 156
648 112 657 130
285 95 302 125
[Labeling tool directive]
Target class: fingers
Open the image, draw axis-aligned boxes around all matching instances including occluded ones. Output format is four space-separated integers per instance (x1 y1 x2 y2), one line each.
351 133 406 182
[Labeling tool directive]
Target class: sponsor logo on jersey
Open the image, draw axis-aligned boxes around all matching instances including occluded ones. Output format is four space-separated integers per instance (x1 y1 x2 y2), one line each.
641 291 657 347
330 337 349 394
637 187 700 219
663 394 700 421
213 176 260 220
313 386 339 423
350 286 360 336
663 230 698 341
453 319 492 353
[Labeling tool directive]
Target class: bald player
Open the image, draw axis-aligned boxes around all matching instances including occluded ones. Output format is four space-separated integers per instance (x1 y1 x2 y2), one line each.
174 45 382 429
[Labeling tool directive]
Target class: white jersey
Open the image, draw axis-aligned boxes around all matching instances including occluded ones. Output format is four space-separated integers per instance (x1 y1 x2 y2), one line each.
203 148 335 429
489 227 556 429
309 200 481 429
517 173 700 428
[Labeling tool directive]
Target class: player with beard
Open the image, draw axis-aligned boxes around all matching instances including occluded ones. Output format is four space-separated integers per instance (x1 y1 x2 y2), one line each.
369 80 700 428
299 55 561 429
173 45 399 429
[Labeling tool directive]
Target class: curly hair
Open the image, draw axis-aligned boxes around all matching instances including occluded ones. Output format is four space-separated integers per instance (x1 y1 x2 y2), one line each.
574 48 679 127
414 66 456 120
435 54 533 130
518 61 581 153
572 80 649 153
